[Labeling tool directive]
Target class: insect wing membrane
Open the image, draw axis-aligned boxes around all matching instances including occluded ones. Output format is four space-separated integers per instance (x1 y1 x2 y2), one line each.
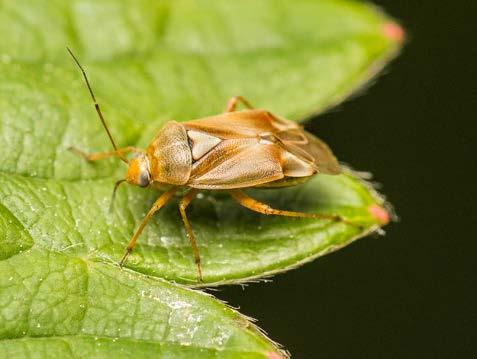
298 133 340 175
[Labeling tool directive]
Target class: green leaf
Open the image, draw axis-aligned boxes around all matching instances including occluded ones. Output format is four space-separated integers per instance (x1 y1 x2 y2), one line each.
0 0 401 284
0 0 402 356
0 249 283 358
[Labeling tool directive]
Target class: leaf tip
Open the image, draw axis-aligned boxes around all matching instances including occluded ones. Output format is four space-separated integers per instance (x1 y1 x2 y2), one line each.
266 352 285 359
381 22 405 42
368 204 390 225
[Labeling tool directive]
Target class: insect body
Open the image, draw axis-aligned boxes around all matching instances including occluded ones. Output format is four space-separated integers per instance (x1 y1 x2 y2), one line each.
67 48 352 282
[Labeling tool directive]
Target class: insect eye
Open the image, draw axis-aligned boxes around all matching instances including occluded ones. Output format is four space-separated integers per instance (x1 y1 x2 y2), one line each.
138 169 150 187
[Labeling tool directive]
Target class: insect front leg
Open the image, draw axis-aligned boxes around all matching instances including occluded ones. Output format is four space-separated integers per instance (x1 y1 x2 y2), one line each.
178 189 203 282
120 186 179 267
224 96 255 112
229 189 360 228
69 146 141 162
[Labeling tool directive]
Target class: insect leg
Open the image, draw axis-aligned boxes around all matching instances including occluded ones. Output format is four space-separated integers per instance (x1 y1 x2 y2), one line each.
120 186 179 266
229 189 359 227
178 189 203 282
225 96 255 112
69 146 141 162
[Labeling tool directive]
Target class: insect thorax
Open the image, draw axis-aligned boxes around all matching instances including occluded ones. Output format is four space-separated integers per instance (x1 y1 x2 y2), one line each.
147 121 192 185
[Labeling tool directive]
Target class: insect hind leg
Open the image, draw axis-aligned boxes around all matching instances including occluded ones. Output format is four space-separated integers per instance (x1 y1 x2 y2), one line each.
178 189 203 282
229 189 360 228
225 96 254 112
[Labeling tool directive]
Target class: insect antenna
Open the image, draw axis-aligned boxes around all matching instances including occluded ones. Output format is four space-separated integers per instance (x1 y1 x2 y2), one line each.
109 179 127 213
66 47 129 165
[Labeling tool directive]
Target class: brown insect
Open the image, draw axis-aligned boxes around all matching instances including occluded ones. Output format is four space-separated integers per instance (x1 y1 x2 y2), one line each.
67 48 354 281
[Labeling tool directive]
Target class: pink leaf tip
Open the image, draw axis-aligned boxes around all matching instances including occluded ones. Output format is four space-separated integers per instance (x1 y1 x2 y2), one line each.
368 204 390 225
381 22 405 42
266 352 284 359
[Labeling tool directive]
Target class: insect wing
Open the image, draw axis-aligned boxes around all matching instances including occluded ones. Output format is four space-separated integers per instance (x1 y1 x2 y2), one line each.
297 133 341 175
183 109 299 139
188 138 285 189
184 109 340 189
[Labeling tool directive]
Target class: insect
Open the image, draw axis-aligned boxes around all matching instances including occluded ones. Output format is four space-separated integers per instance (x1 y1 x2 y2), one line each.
67 48 355 282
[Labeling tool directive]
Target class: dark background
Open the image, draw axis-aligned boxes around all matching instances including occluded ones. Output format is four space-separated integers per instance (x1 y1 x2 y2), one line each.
216 1 476 358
